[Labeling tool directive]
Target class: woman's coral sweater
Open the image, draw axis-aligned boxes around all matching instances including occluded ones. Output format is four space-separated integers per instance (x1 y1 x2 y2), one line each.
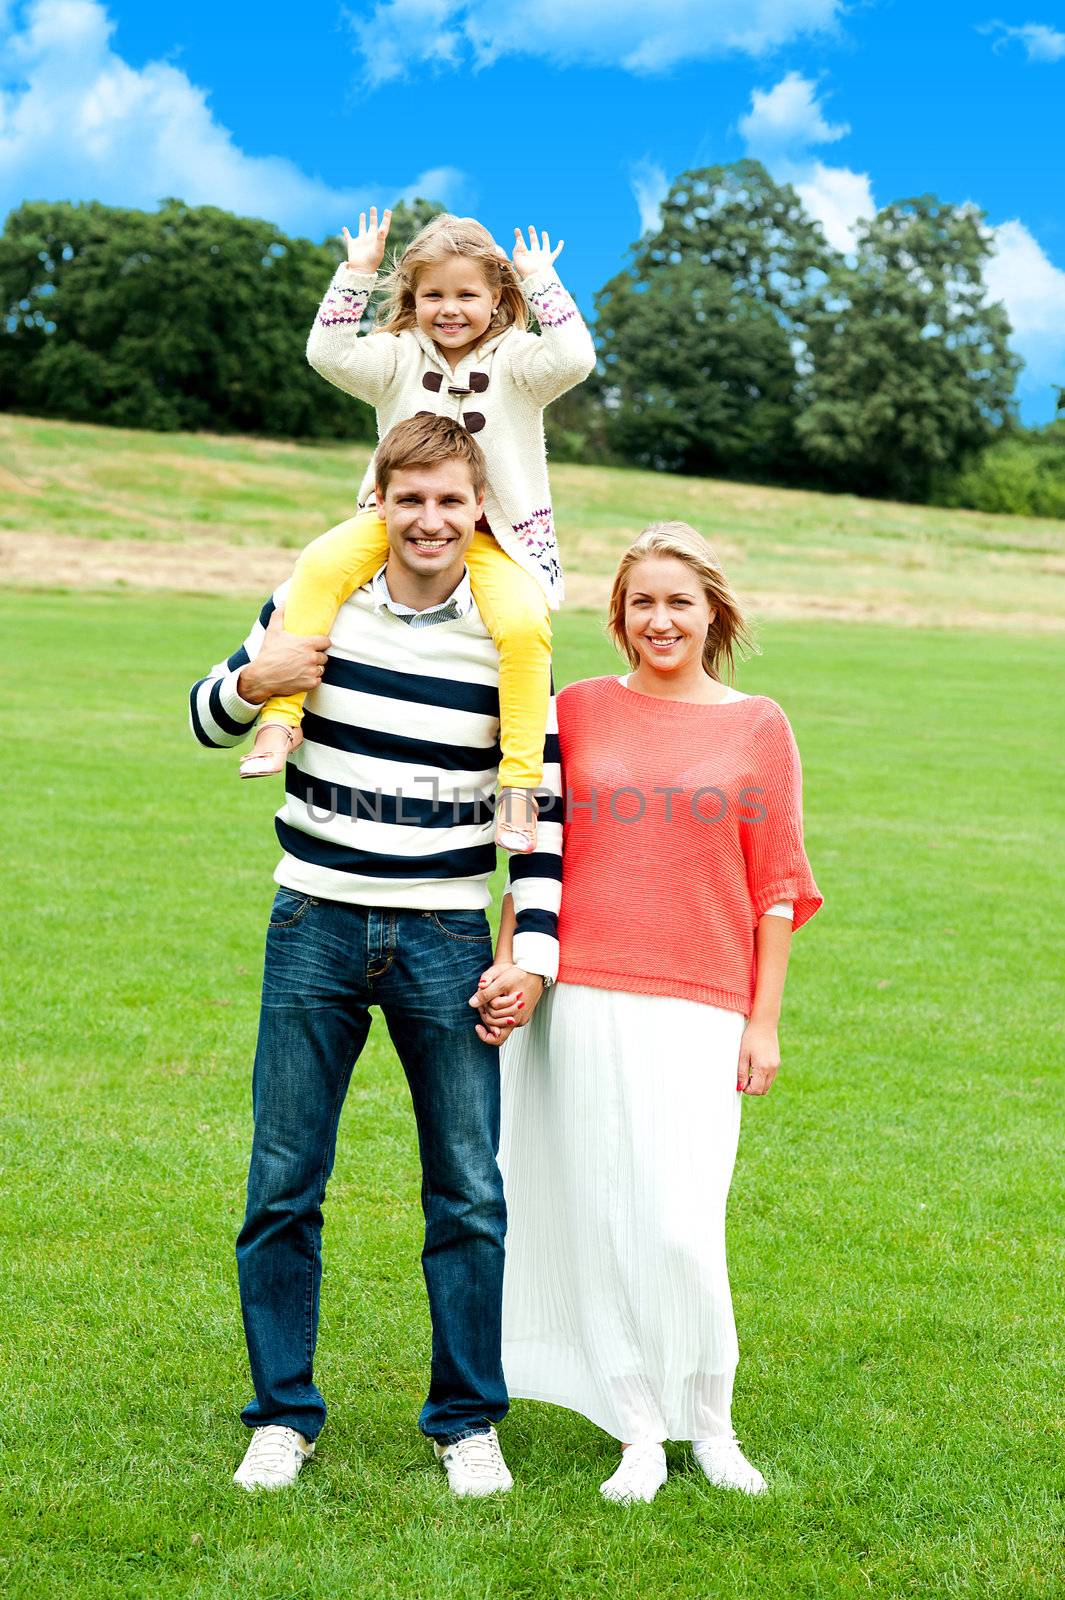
554 677 823 1013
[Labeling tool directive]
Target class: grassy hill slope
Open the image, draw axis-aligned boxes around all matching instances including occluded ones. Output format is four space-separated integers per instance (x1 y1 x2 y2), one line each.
3 413 1064 629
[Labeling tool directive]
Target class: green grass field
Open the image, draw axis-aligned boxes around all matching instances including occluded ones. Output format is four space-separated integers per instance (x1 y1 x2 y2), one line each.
2 583 1062 1599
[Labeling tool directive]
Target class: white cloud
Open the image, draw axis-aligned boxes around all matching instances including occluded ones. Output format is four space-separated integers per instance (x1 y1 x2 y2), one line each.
739 78 1065 406
351 0 844 83
0 0 465 237
982 20 1065 62
738 73 872 253
986 220 1065 338
791 160 874 254
985 219 1065 405
629 158 669 236
738 70 848 152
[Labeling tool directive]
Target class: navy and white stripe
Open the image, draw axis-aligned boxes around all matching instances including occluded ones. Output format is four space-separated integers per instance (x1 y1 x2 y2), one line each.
188 595 274 750
504 701 562 979
189 579 562 977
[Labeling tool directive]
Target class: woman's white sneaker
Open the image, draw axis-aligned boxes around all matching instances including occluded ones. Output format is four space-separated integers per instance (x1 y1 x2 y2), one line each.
233 1425 314 1490
600 1442 668 1504
692 1436 766 1495
433 1427 513 1497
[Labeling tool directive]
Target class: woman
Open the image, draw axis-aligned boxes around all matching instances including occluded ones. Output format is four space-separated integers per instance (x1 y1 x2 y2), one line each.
479 522 822 1504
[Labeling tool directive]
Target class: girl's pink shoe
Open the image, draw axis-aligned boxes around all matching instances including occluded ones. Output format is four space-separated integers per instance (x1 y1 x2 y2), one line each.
239 724 303 779
495 788 538 854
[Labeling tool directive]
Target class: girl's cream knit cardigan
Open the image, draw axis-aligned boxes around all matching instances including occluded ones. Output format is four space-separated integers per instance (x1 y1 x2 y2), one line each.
306 265 596 607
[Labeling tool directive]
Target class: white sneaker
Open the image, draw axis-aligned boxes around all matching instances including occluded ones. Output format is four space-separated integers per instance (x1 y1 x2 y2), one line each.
433 1426 513 1497
693 1436 766 1495
233 1425 314 1490
600 1442 668 1504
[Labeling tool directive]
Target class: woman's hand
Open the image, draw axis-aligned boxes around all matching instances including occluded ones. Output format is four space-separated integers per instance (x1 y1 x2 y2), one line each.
511 226 564 279
737 1022 780 1096
342 207 393 273
469 963 543 1045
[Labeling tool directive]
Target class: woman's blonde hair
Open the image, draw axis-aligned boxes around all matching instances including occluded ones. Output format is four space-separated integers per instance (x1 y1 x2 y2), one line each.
376 214 529 339
607 521 757 683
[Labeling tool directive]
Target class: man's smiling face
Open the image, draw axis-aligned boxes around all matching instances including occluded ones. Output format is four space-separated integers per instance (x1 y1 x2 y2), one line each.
378 459 483 600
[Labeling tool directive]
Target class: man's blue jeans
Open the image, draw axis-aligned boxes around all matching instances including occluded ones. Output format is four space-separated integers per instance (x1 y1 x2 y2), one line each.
236 888 508 1445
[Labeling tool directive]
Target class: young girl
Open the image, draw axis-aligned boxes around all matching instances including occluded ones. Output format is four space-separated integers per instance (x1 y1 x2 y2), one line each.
239 209 596 852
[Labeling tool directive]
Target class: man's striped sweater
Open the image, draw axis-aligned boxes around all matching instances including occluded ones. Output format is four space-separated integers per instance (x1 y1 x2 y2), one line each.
189 579 562 979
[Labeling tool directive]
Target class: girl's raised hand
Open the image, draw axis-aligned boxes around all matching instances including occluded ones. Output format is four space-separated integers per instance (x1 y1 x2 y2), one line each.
342 207 393 273
511 226 564 279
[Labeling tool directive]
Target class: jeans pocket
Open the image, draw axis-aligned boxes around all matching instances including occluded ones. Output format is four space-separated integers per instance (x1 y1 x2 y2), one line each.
427 910 493 943
268 889 318 929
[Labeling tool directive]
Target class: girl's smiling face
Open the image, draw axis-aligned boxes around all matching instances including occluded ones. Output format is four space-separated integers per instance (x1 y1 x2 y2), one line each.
624 555 716 677
413 256 501 364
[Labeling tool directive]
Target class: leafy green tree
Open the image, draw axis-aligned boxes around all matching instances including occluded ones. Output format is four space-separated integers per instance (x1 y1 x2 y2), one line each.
934 416 1065 517
0 196 442 438
797 196 1020 499
542 377 612 465
594 161 837 479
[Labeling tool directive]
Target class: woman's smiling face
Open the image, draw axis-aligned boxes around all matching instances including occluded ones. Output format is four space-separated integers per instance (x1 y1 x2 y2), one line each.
413 256 500 362
624 555 716 676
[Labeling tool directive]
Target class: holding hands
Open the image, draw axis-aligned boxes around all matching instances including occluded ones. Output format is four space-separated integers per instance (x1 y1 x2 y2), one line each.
342 207 393 273
469 962 544 1046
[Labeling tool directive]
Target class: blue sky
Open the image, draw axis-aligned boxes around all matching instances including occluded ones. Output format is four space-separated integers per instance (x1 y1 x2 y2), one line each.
2 0 1064 420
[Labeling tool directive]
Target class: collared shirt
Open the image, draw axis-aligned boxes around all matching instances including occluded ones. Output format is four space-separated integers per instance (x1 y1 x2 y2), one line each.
370 564 473 628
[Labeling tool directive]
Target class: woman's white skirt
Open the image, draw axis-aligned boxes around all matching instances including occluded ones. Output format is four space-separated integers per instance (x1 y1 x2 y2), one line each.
500 982 746 1444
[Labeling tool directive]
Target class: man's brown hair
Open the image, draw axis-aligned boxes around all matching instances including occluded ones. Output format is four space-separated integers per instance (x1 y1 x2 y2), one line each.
374 415 488 501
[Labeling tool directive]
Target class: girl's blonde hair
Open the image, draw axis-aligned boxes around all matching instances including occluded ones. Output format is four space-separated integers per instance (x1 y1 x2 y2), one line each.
607 521 757 683
376 214 529 338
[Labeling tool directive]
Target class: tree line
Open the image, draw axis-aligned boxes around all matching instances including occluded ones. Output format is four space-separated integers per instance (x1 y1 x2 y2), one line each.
1 169 1061 512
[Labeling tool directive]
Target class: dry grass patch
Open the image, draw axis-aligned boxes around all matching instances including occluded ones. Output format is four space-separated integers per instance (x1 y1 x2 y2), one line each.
3 413 1064 629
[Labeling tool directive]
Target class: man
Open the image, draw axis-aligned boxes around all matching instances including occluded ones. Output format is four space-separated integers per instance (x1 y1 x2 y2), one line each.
188 416 559 1497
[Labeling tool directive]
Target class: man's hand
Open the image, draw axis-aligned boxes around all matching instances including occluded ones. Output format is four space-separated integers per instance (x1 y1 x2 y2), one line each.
469 962 544 1046
237 608 333 705
342 207 393 274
